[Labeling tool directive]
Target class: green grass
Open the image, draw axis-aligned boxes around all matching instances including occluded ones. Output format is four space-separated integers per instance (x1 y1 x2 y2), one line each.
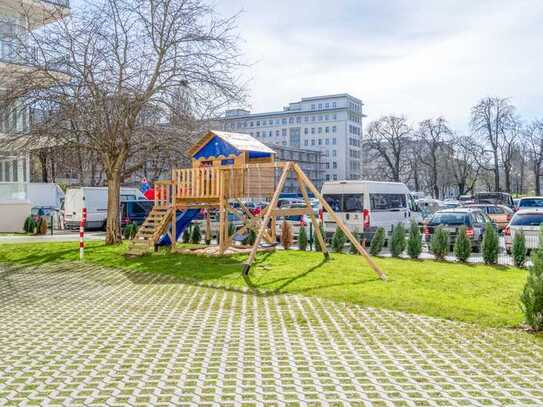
0 241 528 329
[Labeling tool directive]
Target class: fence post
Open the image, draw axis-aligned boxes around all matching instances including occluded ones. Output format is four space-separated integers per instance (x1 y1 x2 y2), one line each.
80 208 87 260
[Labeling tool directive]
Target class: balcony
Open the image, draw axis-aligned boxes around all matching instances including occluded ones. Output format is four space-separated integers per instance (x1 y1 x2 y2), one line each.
1 0 70 29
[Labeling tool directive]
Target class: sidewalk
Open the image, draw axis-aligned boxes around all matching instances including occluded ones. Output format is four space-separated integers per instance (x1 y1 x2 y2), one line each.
0 231 105 244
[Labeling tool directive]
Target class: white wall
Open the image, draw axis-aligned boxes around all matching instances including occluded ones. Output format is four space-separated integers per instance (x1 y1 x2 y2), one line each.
0 201 32 232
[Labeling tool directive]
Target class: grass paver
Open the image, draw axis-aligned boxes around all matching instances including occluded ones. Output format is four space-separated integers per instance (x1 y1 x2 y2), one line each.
1 262 543 405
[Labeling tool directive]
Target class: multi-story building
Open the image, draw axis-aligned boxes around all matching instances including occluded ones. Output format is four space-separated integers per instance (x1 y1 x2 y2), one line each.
0 0 70 231
263 142 324 193
218 94 365 183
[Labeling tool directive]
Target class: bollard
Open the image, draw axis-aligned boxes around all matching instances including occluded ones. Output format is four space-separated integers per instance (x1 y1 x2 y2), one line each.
80 208 87 260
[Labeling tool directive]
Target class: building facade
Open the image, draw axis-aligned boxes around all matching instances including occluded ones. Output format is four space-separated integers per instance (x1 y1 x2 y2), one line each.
263 142 324 194
218 94 364 183
0 0 70 230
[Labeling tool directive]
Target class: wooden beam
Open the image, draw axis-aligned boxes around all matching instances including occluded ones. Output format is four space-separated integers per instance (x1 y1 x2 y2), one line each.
292 163 386 281
242 162 292 275
270 208 313 217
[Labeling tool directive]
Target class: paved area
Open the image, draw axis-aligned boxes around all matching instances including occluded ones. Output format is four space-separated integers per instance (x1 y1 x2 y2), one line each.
0 231 106 244
1 263 543 406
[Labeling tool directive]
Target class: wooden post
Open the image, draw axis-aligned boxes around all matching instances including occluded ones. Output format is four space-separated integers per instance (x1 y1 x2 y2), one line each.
292 163 386 281
219 173 227 255
242 163 291 275
295 172 329 259
171 207 177 251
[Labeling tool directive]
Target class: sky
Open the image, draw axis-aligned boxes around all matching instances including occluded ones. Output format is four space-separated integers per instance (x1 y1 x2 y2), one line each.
215 0 543 132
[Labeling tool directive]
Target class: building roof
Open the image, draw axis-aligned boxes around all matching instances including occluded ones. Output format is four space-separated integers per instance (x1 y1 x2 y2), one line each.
187 130 275 158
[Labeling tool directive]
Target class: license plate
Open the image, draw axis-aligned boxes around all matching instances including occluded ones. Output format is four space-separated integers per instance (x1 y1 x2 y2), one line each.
444 227 456 233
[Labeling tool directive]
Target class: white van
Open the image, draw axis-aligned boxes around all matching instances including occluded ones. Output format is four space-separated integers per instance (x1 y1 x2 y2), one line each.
321 181 421 239
64 187 145 230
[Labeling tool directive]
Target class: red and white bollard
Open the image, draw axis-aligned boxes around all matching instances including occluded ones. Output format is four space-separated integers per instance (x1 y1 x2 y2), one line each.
80 208 87 260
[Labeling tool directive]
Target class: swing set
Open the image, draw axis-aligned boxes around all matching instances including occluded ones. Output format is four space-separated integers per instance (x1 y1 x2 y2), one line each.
128 130 386 280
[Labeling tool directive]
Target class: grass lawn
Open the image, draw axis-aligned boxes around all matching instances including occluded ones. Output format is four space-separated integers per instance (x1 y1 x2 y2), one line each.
0 241 528 329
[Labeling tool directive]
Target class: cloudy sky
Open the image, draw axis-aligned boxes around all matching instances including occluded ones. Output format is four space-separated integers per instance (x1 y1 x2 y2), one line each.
216 0 543 131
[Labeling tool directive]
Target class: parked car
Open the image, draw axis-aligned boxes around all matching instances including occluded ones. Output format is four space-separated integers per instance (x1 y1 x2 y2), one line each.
120 200 154 228
458 194 474 203
517 197 543 210
416 198 446 221
423 208 493 252
31 206 62 229
513 198 520 211
277 197 304 208
463 204 513 231
503 209 543 253
275 214 310 239
321 180 422 240
474 192 515 209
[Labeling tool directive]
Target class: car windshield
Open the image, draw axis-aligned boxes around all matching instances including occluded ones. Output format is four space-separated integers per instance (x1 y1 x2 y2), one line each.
511 213 543 226
323 193 363 213
519 199 543 208
429 212 469 225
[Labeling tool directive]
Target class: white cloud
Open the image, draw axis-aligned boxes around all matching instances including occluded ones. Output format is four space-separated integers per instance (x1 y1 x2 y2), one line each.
217 0 543 131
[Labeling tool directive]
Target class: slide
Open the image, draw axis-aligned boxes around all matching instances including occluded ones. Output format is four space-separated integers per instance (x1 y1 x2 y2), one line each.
158 208 201 246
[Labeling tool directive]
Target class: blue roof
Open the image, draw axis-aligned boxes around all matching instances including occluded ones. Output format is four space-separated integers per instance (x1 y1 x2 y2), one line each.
191 130 275 160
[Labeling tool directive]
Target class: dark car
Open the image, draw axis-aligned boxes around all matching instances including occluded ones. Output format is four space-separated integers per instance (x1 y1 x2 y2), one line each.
120 200 154 228
423 208 493 252
474 192 514 209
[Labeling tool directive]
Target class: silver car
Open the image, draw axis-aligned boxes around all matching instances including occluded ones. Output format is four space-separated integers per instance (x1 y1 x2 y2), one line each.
504 209 543 253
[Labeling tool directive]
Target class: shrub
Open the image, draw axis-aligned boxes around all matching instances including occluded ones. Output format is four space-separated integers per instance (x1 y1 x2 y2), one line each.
314 223 326 252
454 226 471 263
191 223 202 244
482 223 499 265
390 224 406 258
228 222 236 237
182 227 191 243
281 221 293 250
350 229 361 254
369 227 385 256
23 216 37 234
123 223 138 240
37 217 48 235
331 226 347 253
298 226 308 251
407 221 422 259
431 227 449 260
512 231 527 268
242 229 257 246
520 250 543 331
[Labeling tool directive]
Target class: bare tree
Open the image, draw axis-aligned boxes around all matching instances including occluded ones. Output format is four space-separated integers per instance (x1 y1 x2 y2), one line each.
449 135 481 196
416 117 452 198
470 97 516 192
523 119 543 194
365 116 412 182
500 120 521 193
2 0 244 244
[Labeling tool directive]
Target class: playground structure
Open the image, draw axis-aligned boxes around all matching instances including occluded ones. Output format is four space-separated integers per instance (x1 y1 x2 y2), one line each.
127 130 385 280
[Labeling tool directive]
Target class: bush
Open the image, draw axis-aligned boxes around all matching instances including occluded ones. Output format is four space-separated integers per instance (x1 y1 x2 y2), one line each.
512 231 527 268
350 229 361 254
123 223 138 240
369 227 385 256
242 228 257 246
431 227 449 260
482 223 499 265
281 221 293 250
182 227 191 243
314 223 326 252
407 221 422 259
520 250 543 331
390 224 406 258
23 216 37 234
454 226 471 262
191 223 202 244
298 226 308 251
331 226 347 253
228 222 236 237
37 217 48 235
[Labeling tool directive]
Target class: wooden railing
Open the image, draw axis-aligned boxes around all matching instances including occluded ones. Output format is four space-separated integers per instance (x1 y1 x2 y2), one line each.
154 180 172 208
174 167 221 200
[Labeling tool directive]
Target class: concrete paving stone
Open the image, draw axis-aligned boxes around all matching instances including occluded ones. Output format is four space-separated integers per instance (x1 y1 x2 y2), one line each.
1 262 543 406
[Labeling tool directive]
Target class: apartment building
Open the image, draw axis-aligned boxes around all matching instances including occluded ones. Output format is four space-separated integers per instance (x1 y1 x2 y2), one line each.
0 0 70 231
218 94 365 183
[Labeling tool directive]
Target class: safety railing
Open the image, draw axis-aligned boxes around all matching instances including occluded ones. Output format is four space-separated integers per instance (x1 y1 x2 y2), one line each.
174 167 221 200
154 180 172 208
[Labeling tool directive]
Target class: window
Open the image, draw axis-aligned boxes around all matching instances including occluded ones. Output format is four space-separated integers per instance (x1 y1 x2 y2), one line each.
311 116 316 122
332 126 336 133
311 139 316 146
332 161 337 169
282 118 287 125
250 121 254 127
332 102 336 108
318 103 322 109
304 116 309 122
275 130 280 137
318 139 322 145
269 131 273 137
325 115 329 121
281 128 287 137
318 127 322 134
325 139 329 145
304 140 309 146
256 131 260 137
325 103 329 108
318 115 323 121
304 128 309 135
275 119 280 125
311 128 315 134
332 114 337 120
256 120 260 126
325 126 329 133
370 194 407 210
289 117 294 124
323 194 363 212
333 175 338 181
311 104 316 110
326 174 330 181
296 116 302 123
332 150 336 157
332 138 336 145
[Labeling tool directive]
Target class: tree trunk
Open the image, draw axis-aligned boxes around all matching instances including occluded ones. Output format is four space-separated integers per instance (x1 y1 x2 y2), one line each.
535 162 541 196
493 150 500 191
38 151 48 182
105 170 123 245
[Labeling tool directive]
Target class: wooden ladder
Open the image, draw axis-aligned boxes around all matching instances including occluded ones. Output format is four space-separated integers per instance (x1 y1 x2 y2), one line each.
126 206 173 257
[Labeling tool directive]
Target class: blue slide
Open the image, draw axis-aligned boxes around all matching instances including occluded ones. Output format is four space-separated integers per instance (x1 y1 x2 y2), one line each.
158 208 201 246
